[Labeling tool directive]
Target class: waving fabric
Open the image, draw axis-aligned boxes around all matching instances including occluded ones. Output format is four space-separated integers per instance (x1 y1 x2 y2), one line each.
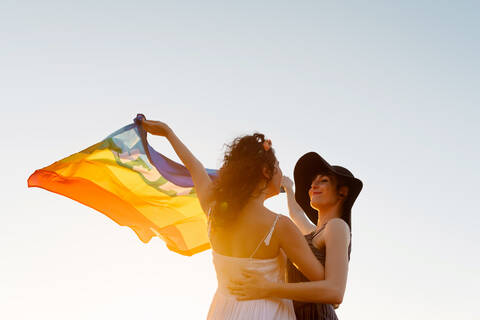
28 116 216 256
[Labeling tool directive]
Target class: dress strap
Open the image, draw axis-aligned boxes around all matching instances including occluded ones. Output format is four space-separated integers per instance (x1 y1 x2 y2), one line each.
249 215 280 258
312 221 328 238
207 205 213 238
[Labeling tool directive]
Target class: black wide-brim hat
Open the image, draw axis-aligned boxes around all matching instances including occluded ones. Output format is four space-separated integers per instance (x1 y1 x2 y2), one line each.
294 152 363 225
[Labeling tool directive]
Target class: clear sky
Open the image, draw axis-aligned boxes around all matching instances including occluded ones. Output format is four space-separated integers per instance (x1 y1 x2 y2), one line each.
1 1 479 319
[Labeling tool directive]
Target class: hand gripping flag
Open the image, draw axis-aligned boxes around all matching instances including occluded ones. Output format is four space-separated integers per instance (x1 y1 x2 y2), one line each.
28 115 217 256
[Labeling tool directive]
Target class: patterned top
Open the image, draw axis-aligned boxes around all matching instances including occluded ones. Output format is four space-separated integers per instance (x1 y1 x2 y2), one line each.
287 222 351 320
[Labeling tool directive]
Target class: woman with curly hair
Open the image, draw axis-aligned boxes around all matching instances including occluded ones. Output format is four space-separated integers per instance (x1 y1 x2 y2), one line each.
140 118 325 319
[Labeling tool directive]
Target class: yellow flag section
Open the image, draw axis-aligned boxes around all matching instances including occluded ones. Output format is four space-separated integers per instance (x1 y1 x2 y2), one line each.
28 120 217 256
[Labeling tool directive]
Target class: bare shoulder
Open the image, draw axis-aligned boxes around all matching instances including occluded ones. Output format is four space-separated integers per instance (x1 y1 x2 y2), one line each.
275 214 302 235
273 214 309 250
326 218 350 233
264 209 292 226
324 218 351 243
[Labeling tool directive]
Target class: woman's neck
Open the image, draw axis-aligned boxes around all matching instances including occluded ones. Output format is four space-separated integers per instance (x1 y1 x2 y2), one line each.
239 193 267 218
316 206 342 228
244 192 266 208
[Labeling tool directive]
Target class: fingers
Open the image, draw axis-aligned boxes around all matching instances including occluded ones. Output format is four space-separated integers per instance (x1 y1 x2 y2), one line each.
227 285 258 301
227 282 242 290
227 285 244 297
280 176 293 189
229 279 245 285
228 289 254 301
228 287 243 295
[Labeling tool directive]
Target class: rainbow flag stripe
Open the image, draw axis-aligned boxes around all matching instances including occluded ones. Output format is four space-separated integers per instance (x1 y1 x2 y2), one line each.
28 117 216 256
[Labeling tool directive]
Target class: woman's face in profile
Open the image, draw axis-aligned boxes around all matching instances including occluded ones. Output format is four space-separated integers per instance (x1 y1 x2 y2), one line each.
309 174 340 209
265 160 282 199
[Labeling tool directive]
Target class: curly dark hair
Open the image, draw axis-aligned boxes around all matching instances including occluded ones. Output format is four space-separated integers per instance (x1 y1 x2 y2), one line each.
209 133 277 228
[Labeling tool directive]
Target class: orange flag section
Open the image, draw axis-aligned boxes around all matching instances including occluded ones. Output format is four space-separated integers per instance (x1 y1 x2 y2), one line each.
28 122 212 256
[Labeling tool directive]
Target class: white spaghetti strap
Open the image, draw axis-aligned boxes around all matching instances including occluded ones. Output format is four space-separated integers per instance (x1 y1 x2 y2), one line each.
207 206 213 238
249 215 280 258
207 206 212 218
264 215 280 246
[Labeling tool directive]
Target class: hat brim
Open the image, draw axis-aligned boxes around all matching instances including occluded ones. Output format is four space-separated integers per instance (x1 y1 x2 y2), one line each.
294 152 363 224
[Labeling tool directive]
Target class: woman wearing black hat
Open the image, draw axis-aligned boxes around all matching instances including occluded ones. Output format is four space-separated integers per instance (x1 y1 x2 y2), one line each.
229 152 362 320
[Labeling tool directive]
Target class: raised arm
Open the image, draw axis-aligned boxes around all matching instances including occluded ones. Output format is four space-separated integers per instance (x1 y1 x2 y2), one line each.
141 118 213 213
229 218 350 305
282 176 316 234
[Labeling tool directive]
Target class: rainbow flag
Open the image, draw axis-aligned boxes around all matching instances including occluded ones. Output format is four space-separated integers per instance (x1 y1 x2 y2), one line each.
28 115 216 256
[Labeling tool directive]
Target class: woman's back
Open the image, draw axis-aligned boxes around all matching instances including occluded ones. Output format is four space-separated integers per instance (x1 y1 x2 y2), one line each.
208 211 296 320
209 207 281 259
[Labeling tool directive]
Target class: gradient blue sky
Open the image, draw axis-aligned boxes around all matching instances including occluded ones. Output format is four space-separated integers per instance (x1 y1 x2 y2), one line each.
2 1 479 319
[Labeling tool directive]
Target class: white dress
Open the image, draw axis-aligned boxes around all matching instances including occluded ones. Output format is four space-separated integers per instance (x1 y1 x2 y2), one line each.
207 215 296 320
